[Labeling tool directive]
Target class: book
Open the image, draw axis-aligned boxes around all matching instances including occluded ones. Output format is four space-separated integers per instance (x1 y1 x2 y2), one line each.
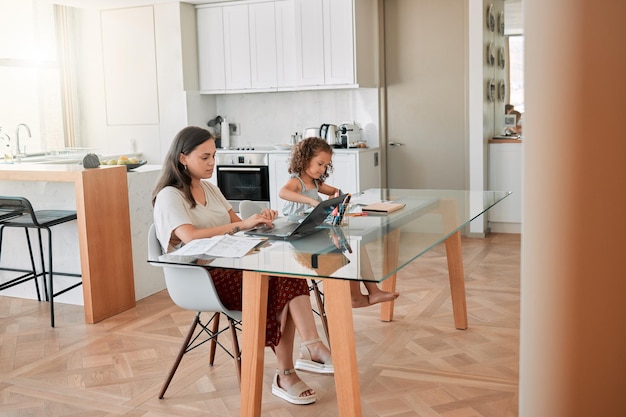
361 202 406 214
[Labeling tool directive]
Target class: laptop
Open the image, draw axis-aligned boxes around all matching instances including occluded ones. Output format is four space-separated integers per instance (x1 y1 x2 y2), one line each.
245 193 350 240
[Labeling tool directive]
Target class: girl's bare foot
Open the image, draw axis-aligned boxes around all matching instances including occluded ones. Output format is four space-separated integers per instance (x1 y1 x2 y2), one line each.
367 290 399 306
351 293 370 308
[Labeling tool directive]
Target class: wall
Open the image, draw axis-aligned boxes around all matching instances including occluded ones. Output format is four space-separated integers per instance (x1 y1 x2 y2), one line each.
213 88 380 149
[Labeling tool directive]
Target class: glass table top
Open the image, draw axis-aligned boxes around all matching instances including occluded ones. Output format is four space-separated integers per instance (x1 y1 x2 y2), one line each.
150 189 511 283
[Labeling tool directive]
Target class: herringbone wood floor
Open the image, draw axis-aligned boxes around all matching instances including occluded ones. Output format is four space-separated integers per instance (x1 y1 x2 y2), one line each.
0 233 520 417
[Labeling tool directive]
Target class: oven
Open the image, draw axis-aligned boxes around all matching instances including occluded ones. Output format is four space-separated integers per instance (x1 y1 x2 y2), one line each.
215 152 270 213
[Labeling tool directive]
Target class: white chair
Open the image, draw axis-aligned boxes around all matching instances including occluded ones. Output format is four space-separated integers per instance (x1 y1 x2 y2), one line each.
147 224 242 399
239 200 330 343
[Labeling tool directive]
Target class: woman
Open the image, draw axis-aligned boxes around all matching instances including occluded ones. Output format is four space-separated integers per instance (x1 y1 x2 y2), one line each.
152 126 333 405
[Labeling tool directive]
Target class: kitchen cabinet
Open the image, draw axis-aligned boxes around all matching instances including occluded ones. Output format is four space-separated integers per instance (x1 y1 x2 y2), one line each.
101 7 159 124
197 6 226 92
293 0 359 87
249 2 278 88
268 148 381 212
196 0 377 93
488 142 523 233
197 1 278 92
223 4 252 90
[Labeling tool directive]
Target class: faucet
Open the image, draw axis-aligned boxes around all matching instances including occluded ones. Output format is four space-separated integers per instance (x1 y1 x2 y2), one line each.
0 128 11 162
15 123 31 157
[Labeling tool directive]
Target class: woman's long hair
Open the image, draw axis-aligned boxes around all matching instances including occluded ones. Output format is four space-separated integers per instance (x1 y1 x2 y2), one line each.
288 137 334 182
152 126 214 208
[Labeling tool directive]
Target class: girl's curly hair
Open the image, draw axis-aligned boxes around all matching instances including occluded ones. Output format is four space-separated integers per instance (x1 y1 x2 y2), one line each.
288 137 334 182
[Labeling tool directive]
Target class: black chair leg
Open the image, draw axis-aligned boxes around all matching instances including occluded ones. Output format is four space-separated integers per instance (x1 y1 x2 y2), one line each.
35 228 56 327
310 279 330 344
229 318 242 387
159 313 201 399
23 228 42 301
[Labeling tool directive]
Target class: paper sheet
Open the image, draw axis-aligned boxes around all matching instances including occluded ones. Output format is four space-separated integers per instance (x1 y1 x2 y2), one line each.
168 235 266 258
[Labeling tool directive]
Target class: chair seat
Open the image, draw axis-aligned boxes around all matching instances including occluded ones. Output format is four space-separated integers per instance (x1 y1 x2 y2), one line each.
0 210 20 222
2 210 77 228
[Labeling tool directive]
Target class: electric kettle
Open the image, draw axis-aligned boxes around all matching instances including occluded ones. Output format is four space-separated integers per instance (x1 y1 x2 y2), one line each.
302 124 340 146
319 123 339 146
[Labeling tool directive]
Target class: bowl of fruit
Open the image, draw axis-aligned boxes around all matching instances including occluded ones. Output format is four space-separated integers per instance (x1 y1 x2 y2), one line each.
101 155 147 171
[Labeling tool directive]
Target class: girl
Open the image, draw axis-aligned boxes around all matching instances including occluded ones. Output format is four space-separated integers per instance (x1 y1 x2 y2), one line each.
152 127 333 405
279 137 400 308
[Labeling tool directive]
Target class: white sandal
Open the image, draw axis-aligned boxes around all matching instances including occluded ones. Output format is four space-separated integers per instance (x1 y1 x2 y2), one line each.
271 368 317 405
295 338 334 374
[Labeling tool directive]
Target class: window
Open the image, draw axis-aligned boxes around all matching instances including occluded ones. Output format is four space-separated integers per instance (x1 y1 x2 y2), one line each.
507 34 524 113
0 2 66 155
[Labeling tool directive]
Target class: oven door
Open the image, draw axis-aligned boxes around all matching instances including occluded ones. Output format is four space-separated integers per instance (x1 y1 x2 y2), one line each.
216 165 270 203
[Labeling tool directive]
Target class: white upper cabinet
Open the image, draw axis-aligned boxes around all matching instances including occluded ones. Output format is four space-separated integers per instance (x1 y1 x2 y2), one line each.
198 1 278 93
322 0 355 85
293 0 325 86
275 0 297 88
292 0 377 88
249 2 278 89
197 6 226 92
196 0 377 93
223 4 252 90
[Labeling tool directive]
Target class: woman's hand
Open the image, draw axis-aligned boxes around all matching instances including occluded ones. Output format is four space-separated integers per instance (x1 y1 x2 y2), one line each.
241 209 278 229
259 208 278 221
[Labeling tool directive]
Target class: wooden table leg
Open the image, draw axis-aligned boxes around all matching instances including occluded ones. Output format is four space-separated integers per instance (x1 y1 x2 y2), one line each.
380 228 400 322
444 230 468 330
240 271 269 417
324 278 362 417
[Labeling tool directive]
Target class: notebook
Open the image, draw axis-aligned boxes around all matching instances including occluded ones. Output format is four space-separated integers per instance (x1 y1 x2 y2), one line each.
245 193 350 240
362 201 406 214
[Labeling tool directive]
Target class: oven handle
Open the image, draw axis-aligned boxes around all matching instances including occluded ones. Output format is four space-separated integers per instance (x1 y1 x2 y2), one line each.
218 167 264 172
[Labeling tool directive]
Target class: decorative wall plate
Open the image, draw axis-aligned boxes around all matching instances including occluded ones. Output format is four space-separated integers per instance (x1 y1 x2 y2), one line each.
487 78 496 102
487 4 495 32
498 11 505 36
498 47 506 69
487 41 496 66
498 79 506 101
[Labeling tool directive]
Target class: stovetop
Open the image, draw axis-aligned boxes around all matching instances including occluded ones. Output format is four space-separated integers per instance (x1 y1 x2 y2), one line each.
217 146 275 153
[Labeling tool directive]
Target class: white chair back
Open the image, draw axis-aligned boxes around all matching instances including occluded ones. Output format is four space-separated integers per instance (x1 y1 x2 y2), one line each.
239 200 267 219
147 224 242 320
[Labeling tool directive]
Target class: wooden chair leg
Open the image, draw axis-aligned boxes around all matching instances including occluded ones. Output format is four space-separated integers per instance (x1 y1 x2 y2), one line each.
208 313 220 366
159 312 201 399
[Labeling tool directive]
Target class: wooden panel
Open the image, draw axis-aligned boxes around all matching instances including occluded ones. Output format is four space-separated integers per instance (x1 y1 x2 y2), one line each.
76 166 135 323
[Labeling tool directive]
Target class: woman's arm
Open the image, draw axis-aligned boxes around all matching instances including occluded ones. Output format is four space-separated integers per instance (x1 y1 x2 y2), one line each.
173 208 277 244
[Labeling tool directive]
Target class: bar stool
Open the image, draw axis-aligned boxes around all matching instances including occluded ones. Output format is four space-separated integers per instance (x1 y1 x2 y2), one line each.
0 196 82 327
0 199 42 301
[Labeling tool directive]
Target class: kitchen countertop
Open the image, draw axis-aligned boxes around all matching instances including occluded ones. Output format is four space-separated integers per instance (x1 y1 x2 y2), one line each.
216 146 378 154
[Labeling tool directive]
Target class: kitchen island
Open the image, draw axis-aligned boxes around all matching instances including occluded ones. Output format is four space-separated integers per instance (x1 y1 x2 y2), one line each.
0 164 136 323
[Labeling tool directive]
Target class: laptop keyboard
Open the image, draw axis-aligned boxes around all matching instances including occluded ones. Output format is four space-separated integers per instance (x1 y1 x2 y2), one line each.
263 222 299 235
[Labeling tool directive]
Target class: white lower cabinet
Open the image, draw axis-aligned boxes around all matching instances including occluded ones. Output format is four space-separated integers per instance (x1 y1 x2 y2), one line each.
269 149 381 212
268 153 291 212
488 142 523 233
